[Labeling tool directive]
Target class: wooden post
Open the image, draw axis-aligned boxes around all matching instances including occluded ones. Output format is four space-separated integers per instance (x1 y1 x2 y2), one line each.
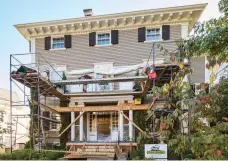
129 110 133 140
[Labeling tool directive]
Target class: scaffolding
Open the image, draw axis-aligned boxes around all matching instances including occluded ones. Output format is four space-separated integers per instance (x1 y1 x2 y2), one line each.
9 53 65 152
9 41 186 157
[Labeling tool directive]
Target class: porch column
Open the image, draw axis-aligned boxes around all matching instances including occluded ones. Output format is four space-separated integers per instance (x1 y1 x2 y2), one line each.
71 112 75 141
119 111 124 141
79 111 84 141
129 110 133 141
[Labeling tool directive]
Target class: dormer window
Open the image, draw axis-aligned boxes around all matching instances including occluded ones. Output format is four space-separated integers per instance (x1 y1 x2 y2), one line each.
146 28 161 41
52 37 65 49
97 33 111 45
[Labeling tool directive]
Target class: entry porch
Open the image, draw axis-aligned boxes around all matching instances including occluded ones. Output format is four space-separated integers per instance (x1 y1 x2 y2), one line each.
70 110 134 143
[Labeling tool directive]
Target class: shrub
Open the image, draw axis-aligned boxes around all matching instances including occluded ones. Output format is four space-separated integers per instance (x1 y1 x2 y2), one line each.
0 149 65 160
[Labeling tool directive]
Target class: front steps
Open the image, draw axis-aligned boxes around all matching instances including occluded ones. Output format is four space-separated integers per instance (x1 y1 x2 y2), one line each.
65 143 128 160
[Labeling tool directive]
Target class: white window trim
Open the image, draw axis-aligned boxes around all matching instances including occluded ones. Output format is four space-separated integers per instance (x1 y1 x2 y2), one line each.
145 27 163 42
50 36 66 50
96 32 112 46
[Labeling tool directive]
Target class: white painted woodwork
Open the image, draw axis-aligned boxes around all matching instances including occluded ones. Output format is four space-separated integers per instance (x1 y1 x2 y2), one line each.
181 24 189 39
119 111 124 141
71 112 75 141
30 39 36 64
87 112 97 141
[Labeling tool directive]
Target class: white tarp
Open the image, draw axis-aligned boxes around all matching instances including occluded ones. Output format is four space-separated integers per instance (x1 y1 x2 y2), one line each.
65 59 166 77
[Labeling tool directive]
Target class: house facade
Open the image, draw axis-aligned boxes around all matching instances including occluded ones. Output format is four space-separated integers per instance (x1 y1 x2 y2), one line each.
14 3 207 158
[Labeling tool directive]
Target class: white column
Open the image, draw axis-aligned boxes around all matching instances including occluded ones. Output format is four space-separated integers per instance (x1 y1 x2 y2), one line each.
119 111 124 141
129 110 133 141
79 111 84 141
71 112 75 141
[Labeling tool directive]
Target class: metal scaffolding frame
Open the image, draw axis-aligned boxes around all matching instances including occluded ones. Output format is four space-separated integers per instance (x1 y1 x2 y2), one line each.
9 53 63 153
8 40 187 155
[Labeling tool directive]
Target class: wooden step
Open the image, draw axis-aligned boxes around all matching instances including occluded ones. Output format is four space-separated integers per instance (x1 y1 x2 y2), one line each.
78 148 115 152
64 153 115 159
84 145 114 149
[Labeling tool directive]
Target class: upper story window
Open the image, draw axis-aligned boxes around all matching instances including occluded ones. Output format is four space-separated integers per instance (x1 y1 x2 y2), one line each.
146 28 161 41
52 37 65 49
97 33 111 45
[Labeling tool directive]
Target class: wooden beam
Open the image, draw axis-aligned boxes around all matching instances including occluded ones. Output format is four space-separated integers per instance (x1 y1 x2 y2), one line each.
141 78 152 97
156 66 169 80
58 111 85 137
56 104 151 112
64 91 141 97
120 111 150 138
33 100 59 114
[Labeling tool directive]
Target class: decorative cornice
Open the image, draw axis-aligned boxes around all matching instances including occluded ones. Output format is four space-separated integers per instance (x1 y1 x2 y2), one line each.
14 3 207 40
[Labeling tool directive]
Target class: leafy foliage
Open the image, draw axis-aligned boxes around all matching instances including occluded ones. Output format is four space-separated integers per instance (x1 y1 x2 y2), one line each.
0 149 64 160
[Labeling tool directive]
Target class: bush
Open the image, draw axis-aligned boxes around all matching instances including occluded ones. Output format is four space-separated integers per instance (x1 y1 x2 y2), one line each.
0 149 65 160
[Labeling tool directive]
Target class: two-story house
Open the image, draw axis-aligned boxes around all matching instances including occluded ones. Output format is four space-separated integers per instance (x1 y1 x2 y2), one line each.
13 3 207 159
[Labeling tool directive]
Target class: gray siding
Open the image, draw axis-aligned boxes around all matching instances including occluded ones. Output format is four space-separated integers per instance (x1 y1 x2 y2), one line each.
190 57 206 83
36 24 206 83
36 25 181 70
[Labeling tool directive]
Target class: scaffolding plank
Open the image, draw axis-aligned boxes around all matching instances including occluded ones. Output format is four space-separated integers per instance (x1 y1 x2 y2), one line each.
11 73 69 102
52 76 148 85
64 91 141 97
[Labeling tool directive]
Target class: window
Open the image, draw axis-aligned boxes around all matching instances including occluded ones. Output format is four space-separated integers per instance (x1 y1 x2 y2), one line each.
146 28 161 41
51 113 58 130
111 112 118 131
52 37 65 49
89 112 96 132
97 33 111 45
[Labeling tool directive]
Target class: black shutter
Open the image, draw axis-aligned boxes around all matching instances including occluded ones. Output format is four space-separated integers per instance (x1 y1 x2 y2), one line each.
111 30 119 44
162 25 170 40
45 37 51 50
43 111 50 131
89 32 96 46
64 35 72 48
138 27 146 42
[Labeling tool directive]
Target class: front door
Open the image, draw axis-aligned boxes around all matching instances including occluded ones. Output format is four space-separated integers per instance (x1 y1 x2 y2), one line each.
87 112 97 141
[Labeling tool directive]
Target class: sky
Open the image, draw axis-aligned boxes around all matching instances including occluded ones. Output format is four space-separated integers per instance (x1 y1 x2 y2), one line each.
0 0 221 98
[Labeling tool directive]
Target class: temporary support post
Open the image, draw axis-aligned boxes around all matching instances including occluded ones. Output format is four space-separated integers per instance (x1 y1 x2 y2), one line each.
58 111 85 137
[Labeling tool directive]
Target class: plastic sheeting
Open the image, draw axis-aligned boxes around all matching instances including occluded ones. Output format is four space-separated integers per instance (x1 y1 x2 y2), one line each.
66 59 166 77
